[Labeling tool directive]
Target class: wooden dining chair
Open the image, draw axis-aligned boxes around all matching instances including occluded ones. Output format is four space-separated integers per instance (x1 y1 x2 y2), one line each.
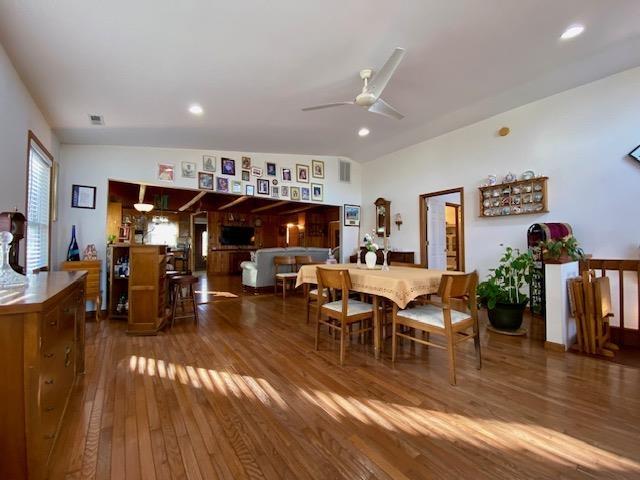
294 255 315 271
392 271 481 385
274 256 298 299
315 267 374 365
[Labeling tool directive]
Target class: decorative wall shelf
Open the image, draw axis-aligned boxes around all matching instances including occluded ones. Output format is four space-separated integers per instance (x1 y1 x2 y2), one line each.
479 177 548 218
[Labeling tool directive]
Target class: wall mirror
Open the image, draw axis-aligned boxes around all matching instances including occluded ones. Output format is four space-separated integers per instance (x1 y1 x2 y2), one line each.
374 197 391 237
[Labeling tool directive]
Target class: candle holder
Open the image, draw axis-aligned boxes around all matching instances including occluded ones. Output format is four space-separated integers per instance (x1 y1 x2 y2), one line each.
382 249 390 271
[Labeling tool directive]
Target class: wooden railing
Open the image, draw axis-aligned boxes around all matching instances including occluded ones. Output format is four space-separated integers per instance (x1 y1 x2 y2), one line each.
580 259 640 347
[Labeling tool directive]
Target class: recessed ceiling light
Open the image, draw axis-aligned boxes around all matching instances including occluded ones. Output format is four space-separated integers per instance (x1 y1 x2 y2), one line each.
188 104 204 115
560 24 584 40
358 127 370 137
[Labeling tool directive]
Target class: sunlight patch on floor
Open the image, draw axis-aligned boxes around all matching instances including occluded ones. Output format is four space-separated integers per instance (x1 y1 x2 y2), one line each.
195 290 238 298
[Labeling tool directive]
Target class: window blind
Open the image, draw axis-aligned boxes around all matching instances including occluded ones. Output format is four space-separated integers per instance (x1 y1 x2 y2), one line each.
26 144 52 273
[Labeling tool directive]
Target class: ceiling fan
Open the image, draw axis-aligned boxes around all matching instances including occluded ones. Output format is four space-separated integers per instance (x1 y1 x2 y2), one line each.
302 47 406 120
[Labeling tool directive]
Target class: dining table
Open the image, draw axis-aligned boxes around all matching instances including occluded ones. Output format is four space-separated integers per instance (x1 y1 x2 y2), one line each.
295 263 451 359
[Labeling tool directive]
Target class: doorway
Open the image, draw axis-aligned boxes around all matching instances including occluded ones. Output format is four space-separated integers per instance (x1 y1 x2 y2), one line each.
191 212 208 273
419 188 465 271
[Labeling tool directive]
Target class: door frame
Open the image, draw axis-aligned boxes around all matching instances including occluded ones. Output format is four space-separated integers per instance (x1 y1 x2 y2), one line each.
190 211 208 271
419 187 465 271
445 202 461 271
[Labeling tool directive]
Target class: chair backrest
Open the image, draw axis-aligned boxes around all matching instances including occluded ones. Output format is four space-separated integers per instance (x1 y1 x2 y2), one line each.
437 271 478 321
295 255 314 267
274 255 296 274
316 267 353 315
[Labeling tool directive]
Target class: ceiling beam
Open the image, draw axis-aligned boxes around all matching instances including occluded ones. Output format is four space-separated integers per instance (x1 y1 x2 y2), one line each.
218 195 249 211
251 200 290 213
280 204 318 215
178 191 207 212
138 185 146 203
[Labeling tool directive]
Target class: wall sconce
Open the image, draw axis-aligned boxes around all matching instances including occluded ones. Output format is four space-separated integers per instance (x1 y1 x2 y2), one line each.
395 213 403 230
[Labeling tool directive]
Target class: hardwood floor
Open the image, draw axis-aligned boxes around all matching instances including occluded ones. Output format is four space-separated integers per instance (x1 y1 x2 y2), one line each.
49 292 640 479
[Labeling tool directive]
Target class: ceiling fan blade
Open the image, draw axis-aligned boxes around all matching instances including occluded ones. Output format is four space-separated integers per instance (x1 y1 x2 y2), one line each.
368 98 404 120
302 101 354 112
366 47 406 98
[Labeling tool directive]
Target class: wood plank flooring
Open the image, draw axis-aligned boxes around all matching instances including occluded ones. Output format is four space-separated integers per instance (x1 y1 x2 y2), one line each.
49 288 640 479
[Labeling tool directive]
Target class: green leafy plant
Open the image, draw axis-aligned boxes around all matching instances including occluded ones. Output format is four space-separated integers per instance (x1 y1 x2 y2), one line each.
539 235 584 261
477 246 534 309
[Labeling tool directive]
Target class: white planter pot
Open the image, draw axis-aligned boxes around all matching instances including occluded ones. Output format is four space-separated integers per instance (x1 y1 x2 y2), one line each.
365 251 377 269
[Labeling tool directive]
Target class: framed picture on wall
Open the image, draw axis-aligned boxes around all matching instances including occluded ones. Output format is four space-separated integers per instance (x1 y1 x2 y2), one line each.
158 163 175 182
202 155 216 172
343 204 361 226
241 170 250 181
221 157 236 176
232 180 242 194
217 176 229 192
282 168 292 182
296 164 309 183
266 162 277 176
246 184 255 195
71 184 96 209
198 172 214 190
242 156 252 169
281 186 289 197
311 183 323 201
251 166 263 177
312 159 325 179
257 178 269 195
181 161 196 178
290 186 300 200
272 186 279 198
301 187 310 200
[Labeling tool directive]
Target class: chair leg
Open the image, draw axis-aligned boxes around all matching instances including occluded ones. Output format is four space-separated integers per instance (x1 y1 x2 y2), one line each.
446 334 457 385
282 281 286 300
315 310 321 351
339 323 346 366
473 321 481 370
274 281 278 295
392 319 397 363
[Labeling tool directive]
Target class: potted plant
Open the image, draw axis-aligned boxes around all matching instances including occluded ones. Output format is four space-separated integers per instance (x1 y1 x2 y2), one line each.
477 246 534 331
362 232 379 269
539 235 584 264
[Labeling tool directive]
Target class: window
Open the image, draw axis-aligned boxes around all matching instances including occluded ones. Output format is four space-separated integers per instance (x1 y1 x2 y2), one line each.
201 230 208 257
26 133 53 273
146 221 178 247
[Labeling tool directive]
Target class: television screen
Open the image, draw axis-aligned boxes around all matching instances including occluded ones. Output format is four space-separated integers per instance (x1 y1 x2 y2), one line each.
219 226 255 246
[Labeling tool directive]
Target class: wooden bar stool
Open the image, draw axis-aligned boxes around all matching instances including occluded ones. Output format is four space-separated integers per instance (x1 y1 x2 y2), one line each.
170 275 199 327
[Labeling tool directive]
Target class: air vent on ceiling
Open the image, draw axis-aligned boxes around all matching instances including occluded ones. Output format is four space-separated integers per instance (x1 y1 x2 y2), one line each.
88 114 104 126
339 159 351 183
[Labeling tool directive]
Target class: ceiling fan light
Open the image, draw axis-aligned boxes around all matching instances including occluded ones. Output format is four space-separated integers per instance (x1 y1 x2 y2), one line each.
134 203 154 213
358 127 370 137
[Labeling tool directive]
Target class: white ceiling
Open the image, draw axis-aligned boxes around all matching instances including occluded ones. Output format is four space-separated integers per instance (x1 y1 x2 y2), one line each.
1 0 639 162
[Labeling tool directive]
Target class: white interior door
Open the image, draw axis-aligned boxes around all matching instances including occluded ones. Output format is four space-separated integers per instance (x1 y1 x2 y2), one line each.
427 198 447 269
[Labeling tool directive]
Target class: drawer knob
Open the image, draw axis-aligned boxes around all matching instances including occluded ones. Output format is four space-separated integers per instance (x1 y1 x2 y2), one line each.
45 406 55 412
43 353 54 359
49 320 57 327
44 433 55 440
44 379 54 385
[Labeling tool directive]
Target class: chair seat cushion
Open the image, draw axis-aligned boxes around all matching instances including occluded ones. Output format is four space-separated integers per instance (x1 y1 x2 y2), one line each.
397 304 470 328
276 272 298 279
322 299 373 316
309 288 329 297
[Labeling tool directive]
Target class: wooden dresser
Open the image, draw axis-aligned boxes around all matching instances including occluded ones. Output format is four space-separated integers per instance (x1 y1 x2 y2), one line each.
60 259 103 316
0 271 86 480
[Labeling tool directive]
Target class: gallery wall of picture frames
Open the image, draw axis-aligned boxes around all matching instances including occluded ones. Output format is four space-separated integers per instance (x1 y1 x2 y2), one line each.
479 172 549 218
154 154 330 203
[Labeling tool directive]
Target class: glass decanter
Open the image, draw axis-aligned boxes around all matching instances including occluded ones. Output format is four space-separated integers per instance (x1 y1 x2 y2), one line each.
0 231 27 288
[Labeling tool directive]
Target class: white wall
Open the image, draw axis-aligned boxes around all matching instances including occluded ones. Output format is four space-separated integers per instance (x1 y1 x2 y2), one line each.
0 42 58 215
361 66 640 279
55 145 362 270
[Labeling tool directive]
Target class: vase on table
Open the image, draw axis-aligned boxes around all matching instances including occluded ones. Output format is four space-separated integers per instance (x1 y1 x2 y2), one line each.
365 250 377 269
66 225 80 261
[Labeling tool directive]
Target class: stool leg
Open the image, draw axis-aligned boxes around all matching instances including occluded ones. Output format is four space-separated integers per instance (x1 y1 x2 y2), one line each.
191 285 198 325
171 284 178 328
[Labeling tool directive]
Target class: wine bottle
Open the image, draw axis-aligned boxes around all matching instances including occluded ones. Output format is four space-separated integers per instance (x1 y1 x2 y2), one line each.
67 225 81 261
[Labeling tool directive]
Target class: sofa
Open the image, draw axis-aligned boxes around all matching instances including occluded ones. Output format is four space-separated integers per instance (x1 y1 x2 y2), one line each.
240 247 331 289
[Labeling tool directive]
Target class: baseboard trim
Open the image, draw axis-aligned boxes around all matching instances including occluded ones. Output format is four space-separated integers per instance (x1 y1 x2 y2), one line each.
544 341 566 353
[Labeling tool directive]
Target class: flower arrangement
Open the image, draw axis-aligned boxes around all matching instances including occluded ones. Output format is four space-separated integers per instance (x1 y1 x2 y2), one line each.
363 232 379 252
